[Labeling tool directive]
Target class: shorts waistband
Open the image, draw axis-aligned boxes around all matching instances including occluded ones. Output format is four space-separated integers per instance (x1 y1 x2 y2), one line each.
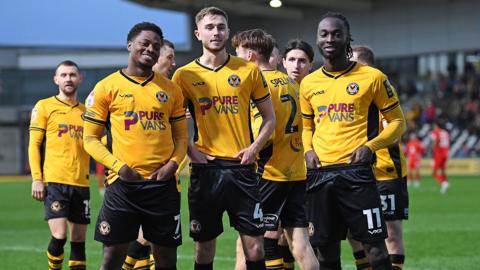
191 158 255 169
307 163 372 172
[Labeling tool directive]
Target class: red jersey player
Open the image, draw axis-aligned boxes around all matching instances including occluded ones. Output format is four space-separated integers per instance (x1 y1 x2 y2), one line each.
430 121 450 193
405 133 424 187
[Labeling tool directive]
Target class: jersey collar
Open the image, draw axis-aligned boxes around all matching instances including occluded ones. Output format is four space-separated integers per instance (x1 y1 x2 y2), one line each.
119 70 155 86
195 54 231 72
321 61 357 79
54 96 79 108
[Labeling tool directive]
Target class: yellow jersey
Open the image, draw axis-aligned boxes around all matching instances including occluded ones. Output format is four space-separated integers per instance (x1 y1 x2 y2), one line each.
300 62 402 166
172 55 270 159
28 96 90 187
252 70 306 181
375 118 407 180
83 70 187 184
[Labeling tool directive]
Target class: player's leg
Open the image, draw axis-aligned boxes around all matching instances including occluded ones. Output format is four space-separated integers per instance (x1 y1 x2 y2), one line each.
439 157 449 193
338 166 391 270
235 236 246 270
264 230 283 269
194 239 216 269
68 222 87 270
47 218 68 270
347 234 372 270
280 181 318 270
67 185 90 270
283 227 318 269
278 233 295 270
385 221 404 270
123 228 152 270
316 241 342 270
239 234 265 270
151 244 177 270
102 243 130 270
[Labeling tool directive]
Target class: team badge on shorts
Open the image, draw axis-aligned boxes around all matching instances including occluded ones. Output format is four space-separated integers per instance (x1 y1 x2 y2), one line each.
308 222 315 236
99 221 111 235
346 82 360 95
190 220 202 233
227 74 241 87
50 201 62 212
156 91 168 103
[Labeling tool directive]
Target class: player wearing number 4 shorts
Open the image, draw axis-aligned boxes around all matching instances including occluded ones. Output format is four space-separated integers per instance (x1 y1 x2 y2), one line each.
172 7 276 270
301 12 406 270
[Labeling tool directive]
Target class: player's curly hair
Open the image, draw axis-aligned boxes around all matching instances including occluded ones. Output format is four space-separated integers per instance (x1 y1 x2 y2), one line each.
127 22 163 43
319 12 354 59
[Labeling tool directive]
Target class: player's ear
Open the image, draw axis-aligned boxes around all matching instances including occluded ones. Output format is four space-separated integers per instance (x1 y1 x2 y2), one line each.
53 73 59 86
194 29 201 41
127 40 132 52
282 57 287 69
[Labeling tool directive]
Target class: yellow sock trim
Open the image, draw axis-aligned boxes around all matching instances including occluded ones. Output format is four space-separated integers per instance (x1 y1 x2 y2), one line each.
266 258 284 269
47 251 64 270
122 255 137 270
69 260 86 269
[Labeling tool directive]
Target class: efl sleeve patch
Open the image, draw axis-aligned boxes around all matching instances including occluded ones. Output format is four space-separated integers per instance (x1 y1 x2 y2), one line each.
383 80 395 98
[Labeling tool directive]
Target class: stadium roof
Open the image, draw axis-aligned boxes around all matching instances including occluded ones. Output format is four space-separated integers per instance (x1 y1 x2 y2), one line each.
128 0 373 19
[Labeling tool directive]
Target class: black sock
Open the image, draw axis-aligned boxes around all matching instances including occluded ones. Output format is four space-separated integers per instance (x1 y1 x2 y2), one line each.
390 254 404 270
319 260 342 270
155 266 176 270
353 250 371 270
69 241 86 269
279 244 294 270
47 237 66 270
194 262 213 270
370 257 392 270
264 238 283 269
123 240 151 270
246 259 266 270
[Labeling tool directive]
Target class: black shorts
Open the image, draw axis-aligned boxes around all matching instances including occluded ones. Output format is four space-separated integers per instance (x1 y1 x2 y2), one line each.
259 179 308 231
44 183 90 224
189 159 264 242
94 178 181 247
376 177 409 221
306 163 387 246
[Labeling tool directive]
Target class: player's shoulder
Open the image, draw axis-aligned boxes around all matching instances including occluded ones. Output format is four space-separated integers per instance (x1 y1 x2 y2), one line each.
301 68 324 85
152 73 182 94
355 63 387 80
228 55 259 71
35 96 56 106
174 59 200 74
95 70 123 87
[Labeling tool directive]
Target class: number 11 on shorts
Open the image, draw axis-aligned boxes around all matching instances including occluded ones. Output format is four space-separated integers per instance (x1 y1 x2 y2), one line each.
363 208 381 230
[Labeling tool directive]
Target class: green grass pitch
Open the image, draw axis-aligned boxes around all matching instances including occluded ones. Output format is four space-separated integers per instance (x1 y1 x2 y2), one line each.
0 175 479 269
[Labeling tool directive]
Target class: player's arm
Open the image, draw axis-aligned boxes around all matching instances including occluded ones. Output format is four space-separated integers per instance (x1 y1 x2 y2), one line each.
83 87 142 181
352 76 406 163
300 86 321 168
28 103 46 201
235 97 276 165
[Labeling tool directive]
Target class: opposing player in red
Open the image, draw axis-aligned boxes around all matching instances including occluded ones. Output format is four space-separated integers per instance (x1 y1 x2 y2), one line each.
430 120 450 193
405 133 424 188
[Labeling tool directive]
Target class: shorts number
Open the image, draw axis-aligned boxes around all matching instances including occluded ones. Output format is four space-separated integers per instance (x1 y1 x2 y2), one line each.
174 214 181 235
83 200 91 219
253 203 263 220
280 94 298 134
363 208 381 230
380 194 395 212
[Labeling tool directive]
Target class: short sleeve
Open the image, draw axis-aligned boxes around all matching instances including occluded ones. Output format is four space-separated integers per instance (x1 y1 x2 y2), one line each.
250 67 270 103
373 72 400 115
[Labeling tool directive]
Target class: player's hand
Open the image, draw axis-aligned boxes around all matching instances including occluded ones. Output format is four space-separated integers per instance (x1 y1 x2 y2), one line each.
350 145 373 164
150 160 178 181
31 180 45 201
188 146 213 164
118 165 144 182
234 144 260 165
305 150 321 169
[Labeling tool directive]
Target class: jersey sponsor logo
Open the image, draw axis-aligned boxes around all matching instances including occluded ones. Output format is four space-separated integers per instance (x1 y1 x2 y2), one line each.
227 74 241 87
99 221 111 235
346 82 360 95
269 77 295 87
31 108 38 121
124 111 166 131
383 80 395 98
190 220 202 234
50 201 62 212
192 81 205 86
155 91 168 103
198 96 239 115
86 91 94 108
316 103 355 123
312 90 326 96
58 124 83 139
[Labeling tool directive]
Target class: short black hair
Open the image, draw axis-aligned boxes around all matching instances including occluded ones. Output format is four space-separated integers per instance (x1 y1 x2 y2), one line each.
55 60 80 74
162 39 175 50
127 22 163 43
283 39 315 63
319 12 354 59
